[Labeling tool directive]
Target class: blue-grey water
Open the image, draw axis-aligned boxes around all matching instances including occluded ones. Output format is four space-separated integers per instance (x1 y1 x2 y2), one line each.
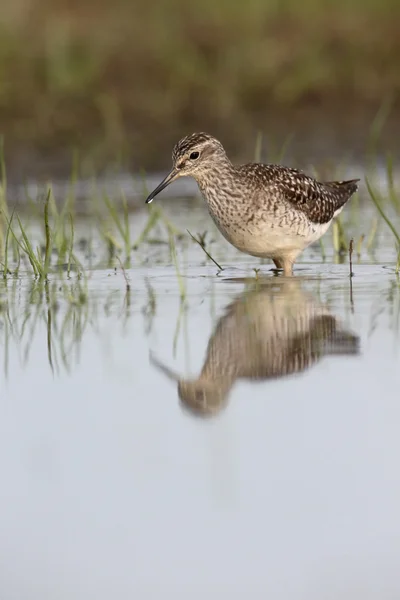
0 197 400 599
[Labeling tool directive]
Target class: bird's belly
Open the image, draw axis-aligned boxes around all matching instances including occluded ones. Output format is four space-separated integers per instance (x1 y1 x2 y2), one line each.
214 216 330 258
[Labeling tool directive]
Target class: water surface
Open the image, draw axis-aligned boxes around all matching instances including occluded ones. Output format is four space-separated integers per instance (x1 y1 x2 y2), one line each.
0 199 399 599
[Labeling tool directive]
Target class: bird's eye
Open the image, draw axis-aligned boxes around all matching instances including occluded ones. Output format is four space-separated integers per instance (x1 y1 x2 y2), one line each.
189 151 199 160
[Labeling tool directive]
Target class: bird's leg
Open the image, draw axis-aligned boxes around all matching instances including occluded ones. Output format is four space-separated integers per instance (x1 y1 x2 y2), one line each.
282 258 294 277
272 258 283 270
273 257 294 276
271 258 283 276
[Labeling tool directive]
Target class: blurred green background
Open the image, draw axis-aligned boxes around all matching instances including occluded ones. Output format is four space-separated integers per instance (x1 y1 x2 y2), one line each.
1 0 399 175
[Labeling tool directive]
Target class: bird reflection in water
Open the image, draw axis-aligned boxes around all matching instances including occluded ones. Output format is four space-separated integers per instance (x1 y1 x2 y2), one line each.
150 279 360 417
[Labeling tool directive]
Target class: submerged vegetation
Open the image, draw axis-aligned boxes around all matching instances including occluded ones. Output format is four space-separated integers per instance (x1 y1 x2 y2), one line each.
1 242 399 381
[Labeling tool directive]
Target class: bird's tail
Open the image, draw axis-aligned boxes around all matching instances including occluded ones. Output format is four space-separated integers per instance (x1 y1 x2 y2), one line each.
323 178 360 215
324 178 359 197
325 178 359 190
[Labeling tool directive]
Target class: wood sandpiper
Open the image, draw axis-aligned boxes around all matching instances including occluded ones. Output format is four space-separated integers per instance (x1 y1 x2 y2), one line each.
145 133 359 275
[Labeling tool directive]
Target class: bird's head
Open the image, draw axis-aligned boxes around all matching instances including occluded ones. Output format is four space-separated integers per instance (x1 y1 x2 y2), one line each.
145 133 227 203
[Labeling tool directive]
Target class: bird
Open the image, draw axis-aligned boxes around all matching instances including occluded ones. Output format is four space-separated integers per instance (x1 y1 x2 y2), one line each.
145 133 359 275
149 279 360 417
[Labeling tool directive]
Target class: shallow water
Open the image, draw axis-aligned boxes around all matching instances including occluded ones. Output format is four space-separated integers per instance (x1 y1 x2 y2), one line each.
0 199 400 599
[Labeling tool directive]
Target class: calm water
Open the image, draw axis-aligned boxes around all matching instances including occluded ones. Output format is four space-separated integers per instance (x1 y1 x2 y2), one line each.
1 198 400 599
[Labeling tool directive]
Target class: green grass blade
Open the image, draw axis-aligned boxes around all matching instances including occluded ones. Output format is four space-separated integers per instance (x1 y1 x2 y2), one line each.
17 215 42 276
366 177 400 246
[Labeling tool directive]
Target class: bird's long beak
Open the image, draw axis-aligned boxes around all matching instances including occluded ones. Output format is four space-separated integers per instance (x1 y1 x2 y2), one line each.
149 352 183 383
145 168 179 204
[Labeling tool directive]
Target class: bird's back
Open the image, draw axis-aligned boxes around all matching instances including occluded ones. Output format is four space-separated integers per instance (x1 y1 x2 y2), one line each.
238 163 359 224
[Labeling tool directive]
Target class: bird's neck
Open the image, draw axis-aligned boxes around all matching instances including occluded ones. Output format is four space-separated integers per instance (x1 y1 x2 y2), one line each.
193 161 239 210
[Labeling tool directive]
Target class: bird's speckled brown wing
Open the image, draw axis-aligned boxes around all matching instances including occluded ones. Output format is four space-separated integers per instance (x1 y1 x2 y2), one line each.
239 164 359 224
201 295 358 382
